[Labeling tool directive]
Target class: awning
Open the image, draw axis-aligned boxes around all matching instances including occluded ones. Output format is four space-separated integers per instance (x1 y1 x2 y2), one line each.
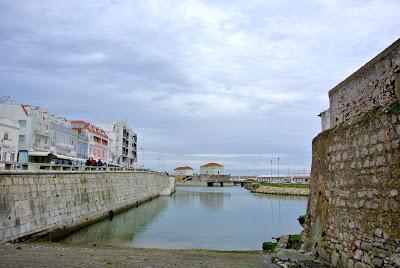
29 151 52 157
54 154 86 162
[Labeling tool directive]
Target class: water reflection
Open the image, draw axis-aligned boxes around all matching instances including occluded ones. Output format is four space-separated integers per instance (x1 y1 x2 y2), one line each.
61 186 307 250
62 197 168 247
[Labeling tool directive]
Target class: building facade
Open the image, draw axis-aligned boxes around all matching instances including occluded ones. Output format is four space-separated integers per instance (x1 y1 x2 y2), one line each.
71 121 89 159
98 121 137 167
71 120 109 162
174 166 194 181
48 114 77 157
200 162 224 175
0 103 52 154
291 176 310 184
21 105 51 153
256 175 292 183
0 117 20 163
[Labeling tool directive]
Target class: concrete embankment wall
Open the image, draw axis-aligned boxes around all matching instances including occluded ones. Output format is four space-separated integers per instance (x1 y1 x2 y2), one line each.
176 181 208 187
0 171 170 242
303 39 400 267
176 181 235 187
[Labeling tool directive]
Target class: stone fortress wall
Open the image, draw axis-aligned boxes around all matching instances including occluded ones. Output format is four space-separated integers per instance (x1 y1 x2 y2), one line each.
303 38 400 267
0 171 170 242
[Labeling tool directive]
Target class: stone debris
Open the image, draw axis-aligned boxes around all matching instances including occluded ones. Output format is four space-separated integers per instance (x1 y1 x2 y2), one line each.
272 249 330 268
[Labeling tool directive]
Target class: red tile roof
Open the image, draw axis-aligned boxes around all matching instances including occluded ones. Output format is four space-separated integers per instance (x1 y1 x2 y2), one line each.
174 166 194 170
200 162 223 167
71 120 108 139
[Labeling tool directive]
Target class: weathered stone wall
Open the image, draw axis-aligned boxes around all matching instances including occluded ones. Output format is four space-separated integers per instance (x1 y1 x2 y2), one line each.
0 171 169 242
329 39 400 128
176 181 208 187
304 38 400 268
304 110 399 267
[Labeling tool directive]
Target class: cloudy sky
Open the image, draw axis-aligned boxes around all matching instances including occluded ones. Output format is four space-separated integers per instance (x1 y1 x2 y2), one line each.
1 0 399 175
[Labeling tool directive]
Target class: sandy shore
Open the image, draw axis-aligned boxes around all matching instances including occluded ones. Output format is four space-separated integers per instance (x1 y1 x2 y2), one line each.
0 242 278 268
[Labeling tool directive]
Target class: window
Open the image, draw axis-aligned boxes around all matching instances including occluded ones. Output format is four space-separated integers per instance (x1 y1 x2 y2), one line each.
19 120 26 128
3 132 9 140
10 153 15 161
3 152 6 161
19 135 26 143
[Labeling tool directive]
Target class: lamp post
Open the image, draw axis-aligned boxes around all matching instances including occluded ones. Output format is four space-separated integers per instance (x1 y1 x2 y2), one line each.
277 157 280 177
139 147 144 168
270 159 273 177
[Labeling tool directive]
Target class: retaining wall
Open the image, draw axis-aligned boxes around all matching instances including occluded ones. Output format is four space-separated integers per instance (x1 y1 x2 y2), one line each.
252 186 309 196
0 171 170 242
329 39 400 128
303 38 400 267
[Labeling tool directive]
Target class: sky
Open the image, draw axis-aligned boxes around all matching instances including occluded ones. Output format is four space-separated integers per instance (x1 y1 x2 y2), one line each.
0 0 399 175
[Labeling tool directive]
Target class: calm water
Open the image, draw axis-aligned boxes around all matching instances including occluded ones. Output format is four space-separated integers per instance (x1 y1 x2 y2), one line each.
61 186 307 250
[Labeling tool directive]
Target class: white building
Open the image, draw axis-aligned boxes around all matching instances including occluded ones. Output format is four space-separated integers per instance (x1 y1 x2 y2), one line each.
0 103 42 153
0 117 20 164
318 109 331 131
200 162 224 175
292 176 310 184
256 175 292 183
21 105 51 153
0 103 80 159
98 121 137 167
174 166 194 177
48 114 77 157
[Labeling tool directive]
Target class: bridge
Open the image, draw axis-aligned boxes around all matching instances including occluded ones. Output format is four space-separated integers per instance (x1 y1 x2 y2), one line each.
203 175 254 187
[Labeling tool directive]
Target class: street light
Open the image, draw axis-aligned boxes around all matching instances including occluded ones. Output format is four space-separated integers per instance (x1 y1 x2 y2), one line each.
270 159 273 177
139 147 144 168
277 157 280 177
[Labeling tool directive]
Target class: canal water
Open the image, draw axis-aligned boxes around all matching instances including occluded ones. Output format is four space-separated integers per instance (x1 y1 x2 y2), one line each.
61 186 307 250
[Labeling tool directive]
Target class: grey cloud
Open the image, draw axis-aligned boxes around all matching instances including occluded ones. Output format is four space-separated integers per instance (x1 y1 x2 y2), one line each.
0 0 399 174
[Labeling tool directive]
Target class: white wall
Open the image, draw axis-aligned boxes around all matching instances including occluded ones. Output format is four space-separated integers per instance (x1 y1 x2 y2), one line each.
0 117 20 162
174 169 194 176
200 166 224 175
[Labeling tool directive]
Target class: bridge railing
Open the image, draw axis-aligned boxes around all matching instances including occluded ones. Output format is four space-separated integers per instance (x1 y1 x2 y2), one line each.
0 162 166 175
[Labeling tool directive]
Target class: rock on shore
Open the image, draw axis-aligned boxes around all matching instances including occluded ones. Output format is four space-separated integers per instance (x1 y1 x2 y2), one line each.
253 186 309 196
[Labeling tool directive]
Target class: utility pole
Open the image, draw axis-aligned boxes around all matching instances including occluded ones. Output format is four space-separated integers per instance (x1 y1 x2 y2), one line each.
139 147 144 168
270 159 273 177
278 157 280 177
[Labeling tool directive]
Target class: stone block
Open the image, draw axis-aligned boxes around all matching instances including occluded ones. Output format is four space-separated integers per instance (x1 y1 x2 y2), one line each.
354 262 367 268
347 258 355 268
354 249 363 260
331 251 340 266
371 257 383 267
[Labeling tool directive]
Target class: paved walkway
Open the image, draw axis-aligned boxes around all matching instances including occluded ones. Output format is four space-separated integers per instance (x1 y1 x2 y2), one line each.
0 243 279 268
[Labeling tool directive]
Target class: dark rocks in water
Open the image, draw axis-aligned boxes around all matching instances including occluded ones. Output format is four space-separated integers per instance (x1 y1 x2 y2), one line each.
298 214 306 227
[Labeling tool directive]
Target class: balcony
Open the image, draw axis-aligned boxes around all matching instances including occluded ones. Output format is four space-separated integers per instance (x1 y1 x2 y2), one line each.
33 142 50 151
0 139 15 147
34 128 50 137
56 142 75 150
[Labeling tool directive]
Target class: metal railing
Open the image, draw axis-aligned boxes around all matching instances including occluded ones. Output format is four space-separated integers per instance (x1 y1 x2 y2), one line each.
0 162 166 175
